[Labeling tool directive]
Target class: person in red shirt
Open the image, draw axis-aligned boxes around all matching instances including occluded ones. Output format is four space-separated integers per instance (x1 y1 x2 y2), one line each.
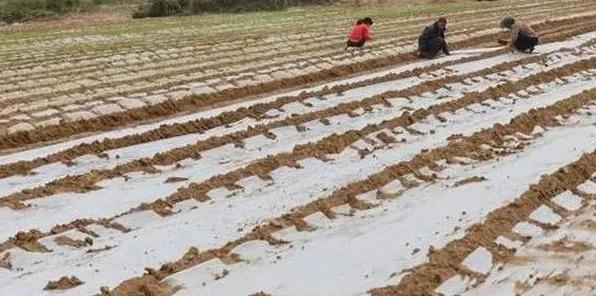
345 17 373 50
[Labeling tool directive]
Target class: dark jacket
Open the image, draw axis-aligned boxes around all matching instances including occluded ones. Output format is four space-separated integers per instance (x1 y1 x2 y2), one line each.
418 22 445 50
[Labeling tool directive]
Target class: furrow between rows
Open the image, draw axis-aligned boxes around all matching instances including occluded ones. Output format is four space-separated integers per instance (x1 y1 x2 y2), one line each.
97 80 596 296
1 50 594 255
1 14 595 155
3 47 592 209
368 143 596 296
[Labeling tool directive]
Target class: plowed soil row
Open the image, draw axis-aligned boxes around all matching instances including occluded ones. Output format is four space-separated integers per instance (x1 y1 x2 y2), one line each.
0 2 576 91
7 4 589 123
0 0 554 45
3 48 594 258
11 0 591 64
155 59 596 207
0 16 472 75
4 6 592 114
0 11 508 85
0 27 496 112
0 26 481 115
3 30 595 182
4 51 590 209
0 219 130 254
99 83 596 296
1 15 594 154
368 152 596 296
0 0 565 70
0 47 518 179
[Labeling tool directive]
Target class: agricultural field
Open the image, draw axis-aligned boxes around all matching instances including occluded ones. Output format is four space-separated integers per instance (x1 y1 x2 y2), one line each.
1 0 596 295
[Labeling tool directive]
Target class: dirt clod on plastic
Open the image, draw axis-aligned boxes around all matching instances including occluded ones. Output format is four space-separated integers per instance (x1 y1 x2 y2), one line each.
44 276 84 290
97 275 181 296
453 176 487 187
0 252 12 270
54 235 93 248
536 238 593 253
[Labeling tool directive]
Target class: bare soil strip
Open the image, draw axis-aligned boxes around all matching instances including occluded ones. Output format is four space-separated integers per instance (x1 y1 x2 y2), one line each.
0 220 129 254
0 15 594 154
43 276 84 291
2 53 593 209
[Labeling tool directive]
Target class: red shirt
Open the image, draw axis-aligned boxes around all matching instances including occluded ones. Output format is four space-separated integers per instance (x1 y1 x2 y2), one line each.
348 24 372 41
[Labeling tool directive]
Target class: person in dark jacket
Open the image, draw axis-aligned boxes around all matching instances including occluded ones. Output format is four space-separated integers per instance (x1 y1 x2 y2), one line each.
500 17 539 53
417 17 450 59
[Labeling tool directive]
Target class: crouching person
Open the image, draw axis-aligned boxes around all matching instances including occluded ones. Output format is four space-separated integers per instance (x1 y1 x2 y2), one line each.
417 17 450 59
501 17 539 53
345 17 373 50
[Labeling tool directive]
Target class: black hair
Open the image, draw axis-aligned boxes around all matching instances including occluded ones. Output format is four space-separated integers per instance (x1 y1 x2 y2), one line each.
362 17 373 25
500 17 515 29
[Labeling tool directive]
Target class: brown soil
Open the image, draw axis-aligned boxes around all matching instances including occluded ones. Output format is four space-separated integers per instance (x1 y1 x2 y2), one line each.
4 54 594 209
369 154 596 295
86 245 116 254
0 252 12 270
4 3 578 100
136 199 174 216
508 255 537 266
214 269 230 280
3 16 595 184
536 238 593 253
0 48 508 180
545 271 587 287
1 14 594 158
101 76 596 296
44 276 84 290
3 12 596 294
0 219 128 255
54 235 93 248
376 132 397 145
515 280 532 294
453 176 487 187
578 219 596 230
6 7 518 103
164 177 189 183
97 275 181 296
12 230 50 253
0 51 594 276
0 22 473 110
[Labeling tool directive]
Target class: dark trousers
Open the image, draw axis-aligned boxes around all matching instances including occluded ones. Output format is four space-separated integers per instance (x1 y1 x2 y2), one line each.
419 37 448 59
515 34 538 52
346 39 366 48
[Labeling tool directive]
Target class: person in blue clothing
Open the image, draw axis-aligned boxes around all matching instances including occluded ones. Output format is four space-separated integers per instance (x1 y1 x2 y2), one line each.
417 17 450 59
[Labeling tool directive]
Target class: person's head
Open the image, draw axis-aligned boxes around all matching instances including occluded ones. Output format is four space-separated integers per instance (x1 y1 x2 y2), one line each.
356 19 363 25
362 17 373 26
500 17 515 29
437 17 447 30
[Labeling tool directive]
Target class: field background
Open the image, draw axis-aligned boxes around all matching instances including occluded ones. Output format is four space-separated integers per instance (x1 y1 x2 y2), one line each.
2 0 596 295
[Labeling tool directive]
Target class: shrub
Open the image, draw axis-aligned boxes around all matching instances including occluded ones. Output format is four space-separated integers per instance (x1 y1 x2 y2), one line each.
0 0 95 23
132 2 150 18
148 0 181 16
133 0 334 18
